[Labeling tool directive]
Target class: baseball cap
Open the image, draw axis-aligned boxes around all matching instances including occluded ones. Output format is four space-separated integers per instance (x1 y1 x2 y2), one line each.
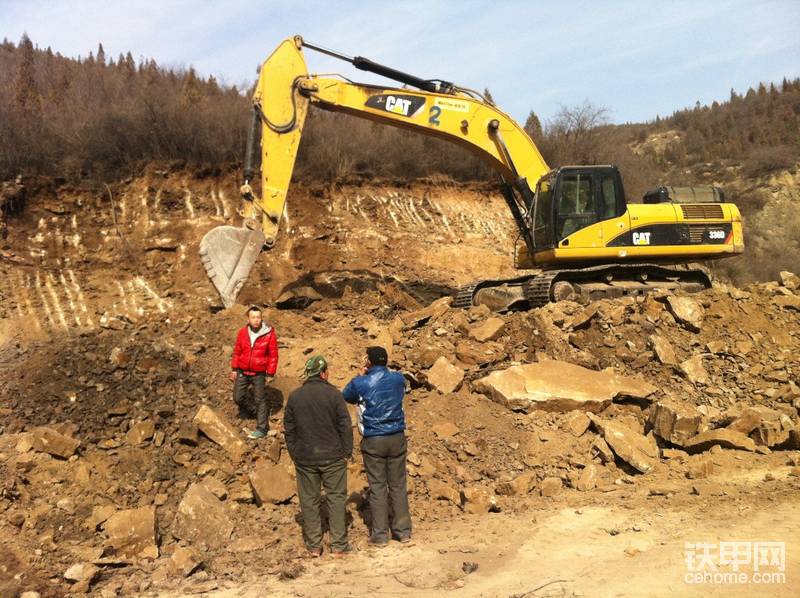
304 355 328 378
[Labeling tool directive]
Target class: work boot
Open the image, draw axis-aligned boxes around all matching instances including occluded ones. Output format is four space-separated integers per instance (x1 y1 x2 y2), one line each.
247 429 266 440
331 545 352 558
305 546 322 558
367 536 388 548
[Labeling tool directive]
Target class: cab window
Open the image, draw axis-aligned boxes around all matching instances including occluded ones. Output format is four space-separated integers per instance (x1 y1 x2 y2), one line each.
600 174 619 219
557 174 596 238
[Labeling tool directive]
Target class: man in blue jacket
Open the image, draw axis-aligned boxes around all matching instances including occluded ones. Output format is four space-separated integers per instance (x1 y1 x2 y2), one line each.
343 346 411 546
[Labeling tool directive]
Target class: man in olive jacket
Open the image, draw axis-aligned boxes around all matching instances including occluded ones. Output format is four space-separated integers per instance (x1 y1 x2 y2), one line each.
283 355 353 557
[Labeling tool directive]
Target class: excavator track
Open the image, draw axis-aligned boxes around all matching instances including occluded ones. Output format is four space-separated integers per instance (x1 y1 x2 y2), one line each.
455 263 712 311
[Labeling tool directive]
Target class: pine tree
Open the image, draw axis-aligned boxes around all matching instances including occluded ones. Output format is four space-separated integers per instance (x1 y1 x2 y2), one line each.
15 34 40 116
524 110 543 139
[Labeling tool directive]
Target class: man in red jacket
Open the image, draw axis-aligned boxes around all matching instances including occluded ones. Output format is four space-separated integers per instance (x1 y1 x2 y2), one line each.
230 306 279 439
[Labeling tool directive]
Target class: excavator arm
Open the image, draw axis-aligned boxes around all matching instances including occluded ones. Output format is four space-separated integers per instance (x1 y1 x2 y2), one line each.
200 35 549 307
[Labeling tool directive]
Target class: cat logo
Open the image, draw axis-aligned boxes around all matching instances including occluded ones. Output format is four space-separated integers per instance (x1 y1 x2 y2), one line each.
632 231 651 245
365 93 425 118
386 96 411 115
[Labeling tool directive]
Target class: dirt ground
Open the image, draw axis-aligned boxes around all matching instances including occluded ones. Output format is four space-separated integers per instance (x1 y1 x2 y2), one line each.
1 169 798 597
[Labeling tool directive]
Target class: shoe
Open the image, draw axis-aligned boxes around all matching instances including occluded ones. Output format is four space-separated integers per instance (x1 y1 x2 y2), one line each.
247 429 266 440
305 547 322 558
393 535 411 544
331 545 352 558
367 536 388 548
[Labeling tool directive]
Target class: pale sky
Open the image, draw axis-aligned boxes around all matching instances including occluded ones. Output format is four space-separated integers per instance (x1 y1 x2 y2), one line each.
2 0 798 124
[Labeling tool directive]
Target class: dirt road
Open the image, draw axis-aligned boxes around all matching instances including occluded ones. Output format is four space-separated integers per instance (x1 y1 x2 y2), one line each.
169 491 797 597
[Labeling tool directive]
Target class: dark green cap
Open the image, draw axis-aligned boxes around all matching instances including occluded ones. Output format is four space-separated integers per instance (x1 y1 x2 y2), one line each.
303 355 328 378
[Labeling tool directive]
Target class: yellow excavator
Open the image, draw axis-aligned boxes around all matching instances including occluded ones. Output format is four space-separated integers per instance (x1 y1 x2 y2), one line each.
200 36 744 310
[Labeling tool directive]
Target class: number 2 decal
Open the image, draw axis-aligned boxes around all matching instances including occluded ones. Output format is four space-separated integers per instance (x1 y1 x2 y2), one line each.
428 105 441 126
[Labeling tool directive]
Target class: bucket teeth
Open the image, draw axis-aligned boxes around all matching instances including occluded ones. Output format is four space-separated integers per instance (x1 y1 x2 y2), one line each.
199 226 265 308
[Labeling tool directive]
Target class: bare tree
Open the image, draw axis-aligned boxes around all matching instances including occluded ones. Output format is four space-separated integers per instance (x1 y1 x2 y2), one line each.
543 101 609 165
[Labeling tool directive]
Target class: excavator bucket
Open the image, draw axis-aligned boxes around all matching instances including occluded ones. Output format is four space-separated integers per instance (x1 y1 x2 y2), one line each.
199 225 265 308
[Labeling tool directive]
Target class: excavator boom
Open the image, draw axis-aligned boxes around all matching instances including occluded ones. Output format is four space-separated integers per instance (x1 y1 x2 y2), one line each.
200 35 549 306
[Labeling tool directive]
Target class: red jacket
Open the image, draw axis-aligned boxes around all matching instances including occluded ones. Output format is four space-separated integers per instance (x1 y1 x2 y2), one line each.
231 324 278 376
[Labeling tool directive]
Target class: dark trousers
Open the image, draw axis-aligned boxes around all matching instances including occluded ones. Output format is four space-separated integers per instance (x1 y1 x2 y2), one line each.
295 459 349 551
233 372 268 433
361 432 411 542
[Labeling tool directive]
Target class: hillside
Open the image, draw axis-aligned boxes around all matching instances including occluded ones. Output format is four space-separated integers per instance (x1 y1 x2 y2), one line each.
1 168 799 596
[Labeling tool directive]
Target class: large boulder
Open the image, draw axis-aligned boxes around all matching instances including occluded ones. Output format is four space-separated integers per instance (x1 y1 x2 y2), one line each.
172 483 234 550
666 296 704 331
779 270 799 291
468 317 506 342
679 355 710 385
684 429 756 453
103 506 159 559
30 427 80 459
590 416 659 473
193 405 246 459
649 335 678 365
249 464 296 505
649 399 705 446
400 297 451 329
427 357 464 394
474 360 656 413
126 420 155 445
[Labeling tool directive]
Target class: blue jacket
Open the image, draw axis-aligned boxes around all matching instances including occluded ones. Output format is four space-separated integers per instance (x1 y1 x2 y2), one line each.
342 366 406 437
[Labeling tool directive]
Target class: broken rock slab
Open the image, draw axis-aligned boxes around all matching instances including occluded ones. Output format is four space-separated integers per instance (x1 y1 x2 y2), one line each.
666 295 705 332
574 465 597 491
649 399 705 446
474 360 657 413
126 420 155 445
427 357 464 394
590 416 659 473
427 479 460 504
751 416 794 448
30 426 80 459
460 486 498 514
679 355 710 385
779 270 799 291
468 317 505 342
103 506 158 559
686 454 714 479
495 471 537 496
565 411 591 437
539 477 563 497
193 405 246 459
774 295 800 311
249 464 296 505
684 429 756 453
172 483 234 550
377 282 422 311
431 421 460 440
727 407 776 435
169 546 201 577
64 563 100 593
400 297 451 329
649 335 678 365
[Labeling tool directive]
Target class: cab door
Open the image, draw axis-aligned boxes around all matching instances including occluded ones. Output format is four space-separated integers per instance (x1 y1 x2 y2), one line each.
597 171 630 248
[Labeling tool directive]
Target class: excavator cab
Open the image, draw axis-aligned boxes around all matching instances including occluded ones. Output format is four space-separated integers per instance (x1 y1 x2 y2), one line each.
532 165 626 251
